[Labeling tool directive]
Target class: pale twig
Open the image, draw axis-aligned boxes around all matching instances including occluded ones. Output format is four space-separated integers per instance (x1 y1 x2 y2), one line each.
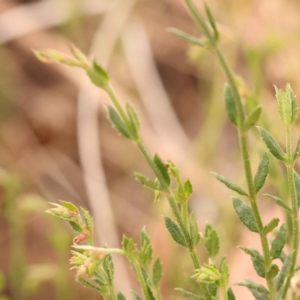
0 0 108 44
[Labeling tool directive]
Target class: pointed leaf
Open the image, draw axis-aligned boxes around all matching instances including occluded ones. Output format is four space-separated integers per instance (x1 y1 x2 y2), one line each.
164 217 187 247
239 247 264 262
140 229 153 266
80 207 94 234
126 103 140 139
69 221 84 233
254 152 269 193
117 293 126 300
261 218 279 237
287 84 298 124
86 60 109 90
275 251 294 290
134 173 163 191
252 258 265 278
235 280 268 294
153 257 163 286
211 172 248 196
224 84 238 126
264 194 292 212
184 179 194 199
190 213 201 247
293 137 300 161
270 224 286 259
153 154 170 187
204 3 219 41
221 259 230 287
266 264 279 281
227 288 236 300
205 227 219 259
233 197 258 233
107 105 131 139
175 288 205 300
59 200 79 213
293 170 300 208
168 28 205 47
257 127 285 161
243 106 262 132
103 255 114 284
78 278 100 292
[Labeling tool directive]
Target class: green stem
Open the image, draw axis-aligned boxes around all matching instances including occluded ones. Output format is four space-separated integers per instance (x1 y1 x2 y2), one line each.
281 126 299 299
210 40 277 299
132 261 152 300
240 134 276 300
109 287 119 300
181 202 189 228
221 284 229 300
72 246 125 255
106 85 130 126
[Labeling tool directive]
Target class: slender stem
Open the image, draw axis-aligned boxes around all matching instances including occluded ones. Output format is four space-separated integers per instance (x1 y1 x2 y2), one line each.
221 284 229 300
109 286 119 300
106 86 130 126
72 245 125 255
208 40 277 299
281 127 299 299
240 133 276 300
133 261 152 300
181 202 189 228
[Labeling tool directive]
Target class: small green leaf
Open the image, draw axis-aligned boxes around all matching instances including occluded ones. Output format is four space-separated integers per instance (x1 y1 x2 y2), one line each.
275 251 294 290
243 106 262 132
69 221 84 233
264 194 292 212
107 105 131 139
233 198 258 233
257 127 285 161
270 224 286 259
184 179 194 199
103 255 114 284
239 247 264 262
224 84 238 126
287 84 298 124
153 257 163 286
261 218 279 237
134 173 163 191
122 236 138 258
164 217 187 247
235 280 268 294
117 293 126 300
227 288 236 300
254 152 269 193
153 154 170 187
221 259 230 287
78 278 100 292
204 3 219 41
126 103 140 140
167 28 205 47
175 288 205 299
211 172 248 196
190 213 201 247
252 258 265 278
293 137 300 161
293 170 300 208
140 229 153 266
80 207 94 234
266 264 279 281
59 200 79 213
86 60 109 90
205 227 219 259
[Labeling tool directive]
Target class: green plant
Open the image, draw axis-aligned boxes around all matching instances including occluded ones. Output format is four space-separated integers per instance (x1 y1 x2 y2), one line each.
34 1 300 299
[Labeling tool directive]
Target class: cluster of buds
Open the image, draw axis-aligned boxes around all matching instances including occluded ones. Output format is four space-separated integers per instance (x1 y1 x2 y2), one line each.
46 200 94 244
70 250 105 281
192 264 221 284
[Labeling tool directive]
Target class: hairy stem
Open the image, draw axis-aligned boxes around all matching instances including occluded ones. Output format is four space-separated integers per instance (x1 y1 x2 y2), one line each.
133 261 152 300
281 126 299 299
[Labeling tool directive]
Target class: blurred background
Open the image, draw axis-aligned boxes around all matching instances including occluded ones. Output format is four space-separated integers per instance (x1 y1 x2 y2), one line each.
1 0 300 299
